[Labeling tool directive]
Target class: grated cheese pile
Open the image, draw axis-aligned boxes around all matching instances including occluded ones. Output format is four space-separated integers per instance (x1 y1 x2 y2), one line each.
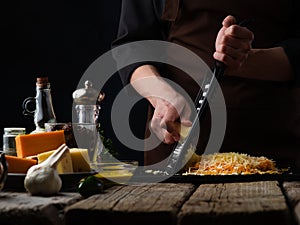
183 152 281 175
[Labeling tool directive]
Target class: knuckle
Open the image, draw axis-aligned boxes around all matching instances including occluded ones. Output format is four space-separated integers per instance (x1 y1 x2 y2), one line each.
163 135 173 144
222 35 231 44
228 25 239 34
164 139 172 144
219 53 227 62
220 44 228 53
243 41 251 51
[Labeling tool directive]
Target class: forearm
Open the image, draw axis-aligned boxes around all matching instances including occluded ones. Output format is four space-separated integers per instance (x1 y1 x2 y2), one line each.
228 47 294 82
131 65 179 107
131 64 193 144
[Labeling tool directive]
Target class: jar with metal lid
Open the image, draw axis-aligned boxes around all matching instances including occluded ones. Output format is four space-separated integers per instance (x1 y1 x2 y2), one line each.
3 127 26 156
72 80 104 124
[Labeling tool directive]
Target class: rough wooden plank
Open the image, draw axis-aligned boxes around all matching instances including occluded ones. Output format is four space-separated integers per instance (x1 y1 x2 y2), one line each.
295 204 300 225
65 183 195 225
178 181 291 225
283 182 300 207
0 192 82 225
283 181 300 225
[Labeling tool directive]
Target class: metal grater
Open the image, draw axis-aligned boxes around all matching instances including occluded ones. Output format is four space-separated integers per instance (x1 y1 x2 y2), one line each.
162 19 252 176
163 61 226 175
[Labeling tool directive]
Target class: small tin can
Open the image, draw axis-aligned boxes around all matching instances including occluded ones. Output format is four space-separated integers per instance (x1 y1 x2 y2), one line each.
3 128 26 156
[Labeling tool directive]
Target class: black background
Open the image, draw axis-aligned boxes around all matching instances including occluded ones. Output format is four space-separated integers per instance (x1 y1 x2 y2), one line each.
0 0 147 164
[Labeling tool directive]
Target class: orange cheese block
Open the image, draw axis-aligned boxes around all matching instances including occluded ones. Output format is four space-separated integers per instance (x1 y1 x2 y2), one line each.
5 155 37 173
15 130 66 158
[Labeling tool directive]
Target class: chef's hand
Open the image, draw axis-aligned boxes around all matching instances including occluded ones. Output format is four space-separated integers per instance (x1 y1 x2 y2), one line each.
214 15 254 72
130 65 192 145
148 93 192 145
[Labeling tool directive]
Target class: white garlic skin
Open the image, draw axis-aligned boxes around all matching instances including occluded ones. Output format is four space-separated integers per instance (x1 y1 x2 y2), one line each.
24 166 62 196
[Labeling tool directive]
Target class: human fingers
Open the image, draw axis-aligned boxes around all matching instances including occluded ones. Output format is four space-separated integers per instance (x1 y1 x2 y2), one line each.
180 102 193 126
163 121 192 141
225 25 254 40
162 94 192 123
159 106 181 143
178 103 193 140
154 118 177 144
151 100 178 144
151 94 193 144
160 96 192 137
163 121 181 142
150 113 165 142
162 130 177 144
217 34 252 51
214 30 252 69
213 51 243 69
213 40 251 69
161 116 192 143
222 15 236 28
218 16 253 54
214 43 249 62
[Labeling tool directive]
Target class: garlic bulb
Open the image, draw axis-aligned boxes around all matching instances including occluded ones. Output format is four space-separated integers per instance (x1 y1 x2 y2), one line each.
24 144 69 196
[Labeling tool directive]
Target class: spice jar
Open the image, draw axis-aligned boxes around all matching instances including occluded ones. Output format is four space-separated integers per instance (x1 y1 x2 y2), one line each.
3 127 26 156
72 80 104 124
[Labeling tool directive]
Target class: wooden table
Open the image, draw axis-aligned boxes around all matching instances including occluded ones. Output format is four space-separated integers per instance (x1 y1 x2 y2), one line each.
1 181 300 225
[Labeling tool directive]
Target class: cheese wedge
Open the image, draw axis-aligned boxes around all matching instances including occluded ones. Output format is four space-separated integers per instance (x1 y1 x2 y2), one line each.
5 155 37 173
37 149 73 174
69 148 91 172
15 130 65 158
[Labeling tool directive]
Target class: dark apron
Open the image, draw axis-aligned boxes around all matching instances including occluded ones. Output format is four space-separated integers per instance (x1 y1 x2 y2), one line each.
144 0 300 169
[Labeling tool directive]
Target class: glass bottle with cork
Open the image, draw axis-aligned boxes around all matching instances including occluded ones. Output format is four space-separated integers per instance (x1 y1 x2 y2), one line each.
22 77 57 133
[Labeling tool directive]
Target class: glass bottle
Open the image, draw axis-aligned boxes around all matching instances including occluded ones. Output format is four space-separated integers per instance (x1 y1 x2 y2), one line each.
3 127 26 156
23 77 57 133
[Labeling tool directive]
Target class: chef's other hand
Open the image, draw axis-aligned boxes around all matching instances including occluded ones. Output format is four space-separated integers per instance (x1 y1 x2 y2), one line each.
214 15 254 72
149 94 192 145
